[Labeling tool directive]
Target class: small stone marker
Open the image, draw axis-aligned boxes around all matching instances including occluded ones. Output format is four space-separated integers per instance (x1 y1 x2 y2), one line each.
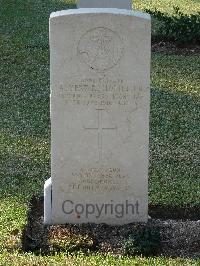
44 4 151 225
77 0 132 10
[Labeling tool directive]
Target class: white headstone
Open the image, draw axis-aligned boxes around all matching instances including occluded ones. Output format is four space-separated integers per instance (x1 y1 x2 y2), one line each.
44 8 151 225
77 0 132 10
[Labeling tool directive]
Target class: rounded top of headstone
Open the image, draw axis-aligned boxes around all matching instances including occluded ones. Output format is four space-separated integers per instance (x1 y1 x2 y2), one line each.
50 9 151 21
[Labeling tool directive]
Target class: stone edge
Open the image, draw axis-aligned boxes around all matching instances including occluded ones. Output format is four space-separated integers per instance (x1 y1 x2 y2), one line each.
50 8 151 21
44 177 52 225
76 0 132 10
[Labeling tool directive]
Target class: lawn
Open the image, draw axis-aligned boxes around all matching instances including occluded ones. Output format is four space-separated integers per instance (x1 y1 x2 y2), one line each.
134 0 200 14
0 0 199 264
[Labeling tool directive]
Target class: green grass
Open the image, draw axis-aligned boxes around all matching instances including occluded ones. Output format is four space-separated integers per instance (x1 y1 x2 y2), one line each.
150 54 200 205
0 0 200 264
0 252 200 266
134 0 200 15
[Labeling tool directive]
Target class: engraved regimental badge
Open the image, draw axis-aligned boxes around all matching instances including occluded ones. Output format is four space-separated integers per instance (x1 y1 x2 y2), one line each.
78 27 124 72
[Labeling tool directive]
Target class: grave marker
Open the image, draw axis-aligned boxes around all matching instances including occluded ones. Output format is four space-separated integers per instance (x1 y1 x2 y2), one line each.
44 6 151 225
77 0 132 10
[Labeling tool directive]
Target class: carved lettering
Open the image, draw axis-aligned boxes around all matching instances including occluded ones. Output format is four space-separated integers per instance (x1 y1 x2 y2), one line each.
58 78 146 108
69 168 129 192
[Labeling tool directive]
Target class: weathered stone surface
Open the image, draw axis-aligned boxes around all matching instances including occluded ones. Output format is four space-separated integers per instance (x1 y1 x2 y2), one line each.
77 0 132 10
44 8 151 225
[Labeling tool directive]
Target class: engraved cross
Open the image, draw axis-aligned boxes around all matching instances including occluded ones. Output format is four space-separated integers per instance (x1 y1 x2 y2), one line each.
84 109 117 162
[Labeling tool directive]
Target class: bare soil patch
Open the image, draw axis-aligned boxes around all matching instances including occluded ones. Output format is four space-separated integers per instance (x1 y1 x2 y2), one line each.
22 196 200 258
152 41 200 55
